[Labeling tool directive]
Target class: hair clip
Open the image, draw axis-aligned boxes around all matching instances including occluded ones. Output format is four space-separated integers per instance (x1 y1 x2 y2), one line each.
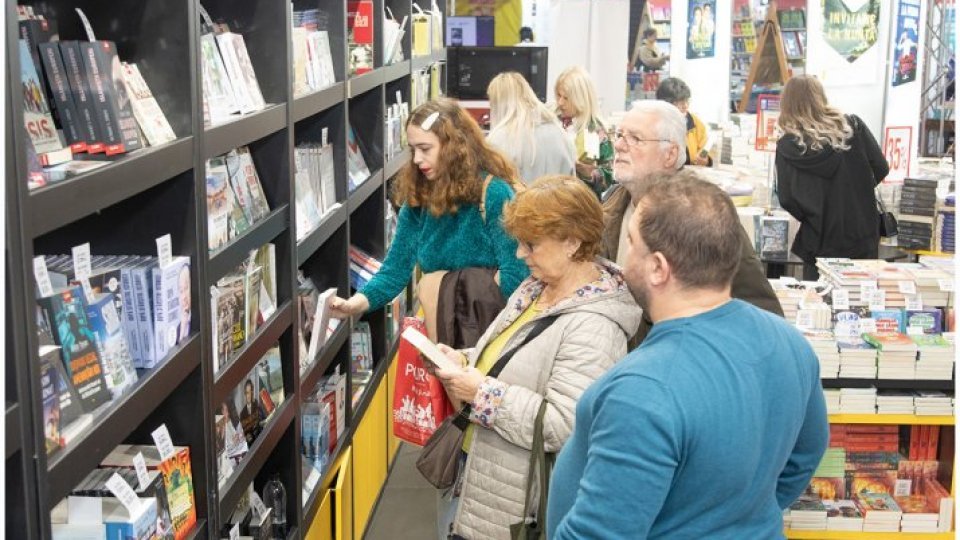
420 111 440 131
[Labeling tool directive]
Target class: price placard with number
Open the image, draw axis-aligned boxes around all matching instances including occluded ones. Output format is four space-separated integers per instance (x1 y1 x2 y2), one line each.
883 126 912 183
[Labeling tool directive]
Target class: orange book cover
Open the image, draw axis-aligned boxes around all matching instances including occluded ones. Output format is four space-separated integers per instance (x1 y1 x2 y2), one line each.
158 447 197 540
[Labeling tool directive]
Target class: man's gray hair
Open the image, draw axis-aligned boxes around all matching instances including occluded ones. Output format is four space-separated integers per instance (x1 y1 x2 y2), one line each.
629 100 687 170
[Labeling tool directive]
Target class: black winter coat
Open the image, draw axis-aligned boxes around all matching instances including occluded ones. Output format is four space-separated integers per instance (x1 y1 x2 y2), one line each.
775 114 889 264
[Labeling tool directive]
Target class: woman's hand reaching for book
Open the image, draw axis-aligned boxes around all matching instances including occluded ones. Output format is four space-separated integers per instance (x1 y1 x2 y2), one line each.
329 294 369 319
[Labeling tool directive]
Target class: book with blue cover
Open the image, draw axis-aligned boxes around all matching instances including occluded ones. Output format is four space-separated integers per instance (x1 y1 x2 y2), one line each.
905 308 943 334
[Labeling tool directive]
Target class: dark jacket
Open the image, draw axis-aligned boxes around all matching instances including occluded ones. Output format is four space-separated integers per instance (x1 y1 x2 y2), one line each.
436 267 505 349
775 114 888 264
600 184 784 346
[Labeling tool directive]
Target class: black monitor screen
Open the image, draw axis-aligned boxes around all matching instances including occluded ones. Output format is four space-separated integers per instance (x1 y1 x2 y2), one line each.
446 46 549 102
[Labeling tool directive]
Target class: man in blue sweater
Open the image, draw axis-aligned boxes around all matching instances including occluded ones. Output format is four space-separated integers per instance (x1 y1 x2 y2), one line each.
547 172 828 539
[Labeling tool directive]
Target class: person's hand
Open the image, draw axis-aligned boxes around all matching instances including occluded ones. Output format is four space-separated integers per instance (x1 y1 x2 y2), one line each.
692 153 710 166
423 343 465 376
329 294 369 319
435 366 485 404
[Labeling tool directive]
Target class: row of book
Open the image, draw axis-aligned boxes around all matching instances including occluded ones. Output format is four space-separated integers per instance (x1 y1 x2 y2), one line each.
294 141 339 242
199 17 266 126
807 331 955 380
936 194 955 254
211 244 278 372
785 489 951 532
348 0 374 76
818 258 954 309
385 98 410 162
301 368 347 497
822 387 954 415
19 6 176 187
346 125 373 192
348 245 383 291
51 443 196 539
218 479 278 539
383 8 407 65
297 273 340 373
291 8 337 98
897 176 944 251
206 146 272 252
411 61 444 110
411 1 444 57
216 346 285 487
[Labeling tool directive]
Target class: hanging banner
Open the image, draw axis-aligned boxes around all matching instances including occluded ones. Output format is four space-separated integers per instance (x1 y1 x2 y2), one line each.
883 126 913 182
891 0 921 86
686 0 716 59
755 94 781 152
821 0 881 62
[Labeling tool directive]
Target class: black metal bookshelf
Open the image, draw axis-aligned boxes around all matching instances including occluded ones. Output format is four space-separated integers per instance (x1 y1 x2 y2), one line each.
6 0 445 535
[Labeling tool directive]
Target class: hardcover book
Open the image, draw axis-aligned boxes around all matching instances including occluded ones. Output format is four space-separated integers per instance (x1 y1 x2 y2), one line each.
258 346 284 413
152 256 191 361
235 373 264 445
85 292 138 398
37 42 87 152
78 40 144 155
120 62 177 147
20 39 63 154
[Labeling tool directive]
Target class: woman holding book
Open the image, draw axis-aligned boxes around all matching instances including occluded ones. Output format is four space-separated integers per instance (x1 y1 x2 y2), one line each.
486 72 575 184
431 176 641 539
554 66 615 198
775 75 888 280
329 98 529 339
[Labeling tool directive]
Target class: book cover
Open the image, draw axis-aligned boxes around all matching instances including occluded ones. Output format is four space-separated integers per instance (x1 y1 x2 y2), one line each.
39 343 64 455
237 147 270 221
346 126 371 189
862 332 917 351
224 148 256 224
38 286 112 412
905 309 943 334
243 265 262 341
152 257 191 361
19 14 59 119
156 447 197 540
258 346 284 410
809 477 846 501
847 471 898 497
870 309 905 334
215 32 266 114
20 39 63 154
205 158 232 251
234 373 264 445
756 216 790 259
199 33 239 124
120 62 176 147
37 42 86 152
131 261 159 368
85 292 137 398
219 274 246 359
854 492 901 514
79 40 144 155
320 144 337 213
252 244 277 323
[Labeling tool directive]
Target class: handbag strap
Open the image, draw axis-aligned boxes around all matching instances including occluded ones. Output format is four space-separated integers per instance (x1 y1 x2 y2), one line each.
520 399 550 535
479 174 494 223
452 314 559 429
876 187 889 213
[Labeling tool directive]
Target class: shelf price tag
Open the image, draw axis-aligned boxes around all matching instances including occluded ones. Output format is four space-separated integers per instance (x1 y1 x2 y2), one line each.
831 289 849 310
898 280 916 294
229 522 240 540
868 289 886 312
105 472 141 517
34 256 55 298
938 279 954 292
895 479 912 497
859 281 878 299
249 489 268 520
72 242 92 279
858 318 878 335
905 295 924 311
156 234 173 269
133 452 151 491
151 424 176 461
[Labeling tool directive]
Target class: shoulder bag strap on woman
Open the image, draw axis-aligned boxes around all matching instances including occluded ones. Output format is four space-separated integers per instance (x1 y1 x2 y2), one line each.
479 173 494 223
510 399 551 539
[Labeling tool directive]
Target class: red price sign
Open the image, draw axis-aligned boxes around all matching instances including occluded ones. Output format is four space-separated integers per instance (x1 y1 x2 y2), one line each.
883 126 912 183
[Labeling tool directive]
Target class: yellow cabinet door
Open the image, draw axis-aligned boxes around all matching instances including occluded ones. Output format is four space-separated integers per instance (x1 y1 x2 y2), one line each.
352 379 388 536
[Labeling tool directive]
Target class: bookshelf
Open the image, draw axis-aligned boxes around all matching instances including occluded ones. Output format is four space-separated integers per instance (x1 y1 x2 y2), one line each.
828 414 955 426
786 531 956 539
5 0 445 537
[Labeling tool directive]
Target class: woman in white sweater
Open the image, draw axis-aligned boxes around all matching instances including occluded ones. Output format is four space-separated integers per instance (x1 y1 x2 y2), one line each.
486 72 575 184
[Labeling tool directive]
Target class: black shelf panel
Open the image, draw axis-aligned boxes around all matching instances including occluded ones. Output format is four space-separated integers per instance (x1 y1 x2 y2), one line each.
348 70 384 98
286 525 299 540
302 426 352 527
347 170 384 213
301 324 350 394
6 403 20 459
208 206 290 284
383 149 409 180
45 335 201 507
382 60 411 83
350 352 392 428
214 302 294 406
185 519 208 540
203 105 288 159
822 378 956 391
293 83 347 123
218 398 296 518
297 205 348 267
28 138 194 238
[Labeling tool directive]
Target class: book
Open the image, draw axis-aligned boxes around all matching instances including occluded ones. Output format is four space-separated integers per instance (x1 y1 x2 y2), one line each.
20 39 63 154
152 257 191 361
243 265 262 342
59 40 104 153
79 40 144 155
258 346 284 414
401 326 459 371
199 33 239 124
346 126 371 190
905 308 943 334
215 32 266 114
306 287 338 363
205 159 232 251
85 292 138 398
155 447 197 540
119 62 176 147
39 343 64 455
235 373 264 445
870 309 904 334
37 42 87 152
236 147 271 221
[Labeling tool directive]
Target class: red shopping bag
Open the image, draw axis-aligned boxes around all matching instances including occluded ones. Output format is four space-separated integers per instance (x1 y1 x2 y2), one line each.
392 317 456 446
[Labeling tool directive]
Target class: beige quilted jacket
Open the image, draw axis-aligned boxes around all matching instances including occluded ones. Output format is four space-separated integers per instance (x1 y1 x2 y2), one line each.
452 259 642 539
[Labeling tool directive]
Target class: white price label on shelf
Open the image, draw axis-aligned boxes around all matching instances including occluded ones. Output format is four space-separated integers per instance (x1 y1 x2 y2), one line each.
939 279 955 292
907 325 925 336
250 490 268 520
151 424 175 461
868 289 886 312
898 280 916 294
230 522 240 540
795 310 814 330
895 479 912 497
133 452 150 491
33 256 54 298
155 234 173 268
832 289 850 310
79 276 96 304
105 472 141 516
72 242 92 279
858 318 878 334
905 295 924 311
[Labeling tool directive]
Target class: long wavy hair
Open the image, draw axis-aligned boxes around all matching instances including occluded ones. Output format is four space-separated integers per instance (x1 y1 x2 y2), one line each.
778 75 852 153
393 98 520 216
487 72 562 174
554 66 600 132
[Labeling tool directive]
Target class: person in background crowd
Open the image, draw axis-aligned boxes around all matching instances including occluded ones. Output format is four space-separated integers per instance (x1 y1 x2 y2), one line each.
554 66 614 198
601 100 782 344
329 98 529 335
432 175 641 540
487 72 575 184
656 77 712 166
517 26 536 45
547 172 829 539
637 28 669 72
775 75 889 281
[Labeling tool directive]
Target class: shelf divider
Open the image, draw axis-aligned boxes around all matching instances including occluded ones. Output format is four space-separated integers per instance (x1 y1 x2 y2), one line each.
293 83 347 123
208 206 290 284
347 170 384 213
296 204 347 267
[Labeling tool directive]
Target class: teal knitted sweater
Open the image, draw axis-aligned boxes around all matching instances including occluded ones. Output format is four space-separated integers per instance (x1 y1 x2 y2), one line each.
360 177 529 311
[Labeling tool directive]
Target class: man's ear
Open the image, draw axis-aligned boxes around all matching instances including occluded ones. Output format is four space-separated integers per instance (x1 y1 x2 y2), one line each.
648 252 671 287
663 143 680 170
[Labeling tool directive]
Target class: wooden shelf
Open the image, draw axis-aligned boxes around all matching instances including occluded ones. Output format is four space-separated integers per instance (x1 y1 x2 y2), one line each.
829 414 954 425
786 530 955 539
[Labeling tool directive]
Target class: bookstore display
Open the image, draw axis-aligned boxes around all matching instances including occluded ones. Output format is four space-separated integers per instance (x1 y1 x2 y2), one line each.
7 0 446 537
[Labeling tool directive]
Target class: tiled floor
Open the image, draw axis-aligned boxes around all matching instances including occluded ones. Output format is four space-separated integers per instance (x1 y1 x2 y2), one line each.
365 443 438 539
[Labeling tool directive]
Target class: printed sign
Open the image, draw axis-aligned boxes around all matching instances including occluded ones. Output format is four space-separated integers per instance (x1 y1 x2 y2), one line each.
883 126 913 182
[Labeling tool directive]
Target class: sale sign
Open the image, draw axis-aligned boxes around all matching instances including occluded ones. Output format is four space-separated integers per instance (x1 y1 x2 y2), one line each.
883 126 912 183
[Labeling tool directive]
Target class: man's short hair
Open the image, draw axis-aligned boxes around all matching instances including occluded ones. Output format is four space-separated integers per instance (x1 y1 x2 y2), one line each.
628 100 687 170
635 170 741 289
655 77 692 104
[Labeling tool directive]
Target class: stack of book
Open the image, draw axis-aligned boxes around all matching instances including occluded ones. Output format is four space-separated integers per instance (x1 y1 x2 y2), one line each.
902 426 942 460
875 390 915 414
294 141 339 241
913 390 954 415
898 177 939 250
822 389 841 413
897 494 940 532
912 334 954 379
348 245 382 290
301 368 347 498
863 333 918 380
837 338 877 379
838 387 877 413
291 8 337 97
785 494 827 530
804 330 839 378
205 147 272 251
856 492 902 532
818 259 877 307
769 278 804 322
199 21 266 126
824 500 864 531
935 193 954 253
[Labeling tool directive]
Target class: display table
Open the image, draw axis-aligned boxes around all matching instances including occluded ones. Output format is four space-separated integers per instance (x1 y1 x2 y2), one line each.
762 246 910 278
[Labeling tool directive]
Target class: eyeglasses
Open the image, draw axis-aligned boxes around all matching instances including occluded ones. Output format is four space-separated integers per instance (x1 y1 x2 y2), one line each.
613 129 670 148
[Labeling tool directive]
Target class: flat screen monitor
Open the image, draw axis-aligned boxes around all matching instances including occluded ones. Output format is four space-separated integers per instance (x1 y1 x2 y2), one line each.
446 16 495 46
446 46 549 102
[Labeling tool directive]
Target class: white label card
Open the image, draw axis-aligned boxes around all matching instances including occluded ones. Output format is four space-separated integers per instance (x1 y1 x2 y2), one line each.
250 490 268 520
230 522 240 540
584 132 601 159
151 424 176 461
895 479 912 497
105 473 141 516
832 289 850 310
906 295 924 311
33 256 54 297
898 281 917 294
156 234 173 268
939 279 954 292
858 318 878 334
868 289 886 312
795 310 814 330
79 277 96 304
859 281 878 299
133 452 151 491
72 243 92 279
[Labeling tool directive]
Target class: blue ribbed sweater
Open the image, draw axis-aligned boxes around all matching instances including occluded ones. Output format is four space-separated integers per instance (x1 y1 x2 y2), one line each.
360 177 529 311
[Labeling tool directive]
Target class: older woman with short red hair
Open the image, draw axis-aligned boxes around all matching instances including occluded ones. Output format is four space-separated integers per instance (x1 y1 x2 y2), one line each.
432 175 641 539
